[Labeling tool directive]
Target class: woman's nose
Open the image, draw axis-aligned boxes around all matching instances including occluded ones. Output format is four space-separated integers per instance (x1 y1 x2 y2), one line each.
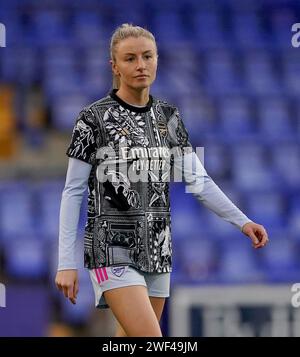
136 57 146 69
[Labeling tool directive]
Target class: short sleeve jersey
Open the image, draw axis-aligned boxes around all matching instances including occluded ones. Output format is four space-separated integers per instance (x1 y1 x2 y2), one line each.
66 89 192 273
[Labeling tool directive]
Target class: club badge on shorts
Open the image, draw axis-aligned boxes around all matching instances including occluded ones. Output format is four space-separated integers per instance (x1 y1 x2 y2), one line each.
111 266 126 277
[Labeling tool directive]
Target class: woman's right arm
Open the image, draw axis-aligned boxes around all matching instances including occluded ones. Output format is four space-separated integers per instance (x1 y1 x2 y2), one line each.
55 157 92 304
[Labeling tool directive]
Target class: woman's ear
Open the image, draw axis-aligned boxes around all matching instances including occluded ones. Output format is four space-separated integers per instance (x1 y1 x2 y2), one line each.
111 60 119 76
110 59 114 71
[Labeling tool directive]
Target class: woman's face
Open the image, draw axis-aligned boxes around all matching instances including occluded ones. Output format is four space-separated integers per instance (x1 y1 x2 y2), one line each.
111 36 158 91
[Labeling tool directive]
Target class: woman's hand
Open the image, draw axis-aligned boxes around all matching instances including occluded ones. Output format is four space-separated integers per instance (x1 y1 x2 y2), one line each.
55 270 79 305
241 222 269 249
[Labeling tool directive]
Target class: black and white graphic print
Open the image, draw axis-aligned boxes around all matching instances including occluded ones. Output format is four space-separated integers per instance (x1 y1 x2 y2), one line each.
148 170 169 207
165 107 192 157
68 89 191 273
103 105 150 151
147 213 172 273
103 169 141 210
66 110 100 165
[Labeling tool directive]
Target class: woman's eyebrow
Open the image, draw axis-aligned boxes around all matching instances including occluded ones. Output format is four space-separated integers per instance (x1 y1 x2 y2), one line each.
123 50 153 56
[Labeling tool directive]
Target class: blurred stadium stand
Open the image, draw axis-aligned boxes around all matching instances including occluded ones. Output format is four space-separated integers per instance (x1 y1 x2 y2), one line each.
0 0 300 336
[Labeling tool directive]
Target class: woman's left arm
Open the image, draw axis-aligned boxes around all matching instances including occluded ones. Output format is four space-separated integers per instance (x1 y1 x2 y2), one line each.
173 151 269 249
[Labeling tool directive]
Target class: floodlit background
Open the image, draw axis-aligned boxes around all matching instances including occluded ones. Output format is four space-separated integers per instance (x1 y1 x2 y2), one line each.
0 0 300 337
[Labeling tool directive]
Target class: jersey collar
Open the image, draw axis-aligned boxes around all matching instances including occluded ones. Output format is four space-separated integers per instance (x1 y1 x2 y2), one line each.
109 88 153 113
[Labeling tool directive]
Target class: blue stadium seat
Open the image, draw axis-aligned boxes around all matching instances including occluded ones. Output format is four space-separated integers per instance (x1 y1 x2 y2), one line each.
193 11 227 49
0 182 35 240
171 201 204 241
51 92 90 130
202 143 228 178
4 237 48 279
283 51 300 96
257 98 294 140
244 52 281 95
272 145 300 189
260 239 300 282
219 97 256 137
204 50 243 94
44 47 76 73
153 12 187 43
245 192 286 229
217 239 264 283
297 104 300 138
231 145 280 192
0 285 50 337
83 67 111 99
146 0 182 12
83 45 110 98
232 13 266 49
262 228 287 242
35 181 64 241
113 9 145 30
0 47 38 84
171 188 205 240
288 195 300 237
43 69 81 101
72 11 105 44
84 46 109 73
31 10 70 46
180 91 214 125
175 238 218 283
271 8 296 48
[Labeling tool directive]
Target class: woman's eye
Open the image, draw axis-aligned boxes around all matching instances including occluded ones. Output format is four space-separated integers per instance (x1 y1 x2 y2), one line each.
125 55 152 62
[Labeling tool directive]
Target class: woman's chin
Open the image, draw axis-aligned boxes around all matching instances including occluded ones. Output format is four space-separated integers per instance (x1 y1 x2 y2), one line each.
131 83 150 90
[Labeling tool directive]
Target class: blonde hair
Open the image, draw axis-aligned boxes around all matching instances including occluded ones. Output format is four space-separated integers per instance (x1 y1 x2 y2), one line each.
110 23 157 89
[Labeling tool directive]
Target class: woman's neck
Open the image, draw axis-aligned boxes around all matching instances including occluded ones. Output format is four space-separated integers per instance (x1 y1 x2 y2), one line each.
116 86 150 107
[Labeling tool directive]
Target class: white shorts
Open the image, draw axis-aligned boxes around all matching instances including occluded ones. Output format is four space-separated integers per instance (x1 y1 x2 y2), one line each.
89 265 170 309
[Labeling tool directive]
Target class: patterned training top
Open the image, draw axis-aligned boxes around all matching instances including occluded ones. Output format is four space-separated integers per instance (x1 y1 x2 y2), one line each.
66 89 192 273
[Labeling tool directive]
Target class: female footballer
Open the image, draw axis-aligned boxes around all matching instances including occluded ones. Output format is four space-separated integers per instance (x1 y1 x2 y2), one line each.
55 24 269 337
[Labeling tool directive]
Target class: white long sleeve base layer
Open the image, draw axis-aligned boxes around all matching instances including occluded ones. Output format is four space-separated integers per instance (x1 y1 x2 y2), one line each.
58 158 92 271
57 155 252 271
